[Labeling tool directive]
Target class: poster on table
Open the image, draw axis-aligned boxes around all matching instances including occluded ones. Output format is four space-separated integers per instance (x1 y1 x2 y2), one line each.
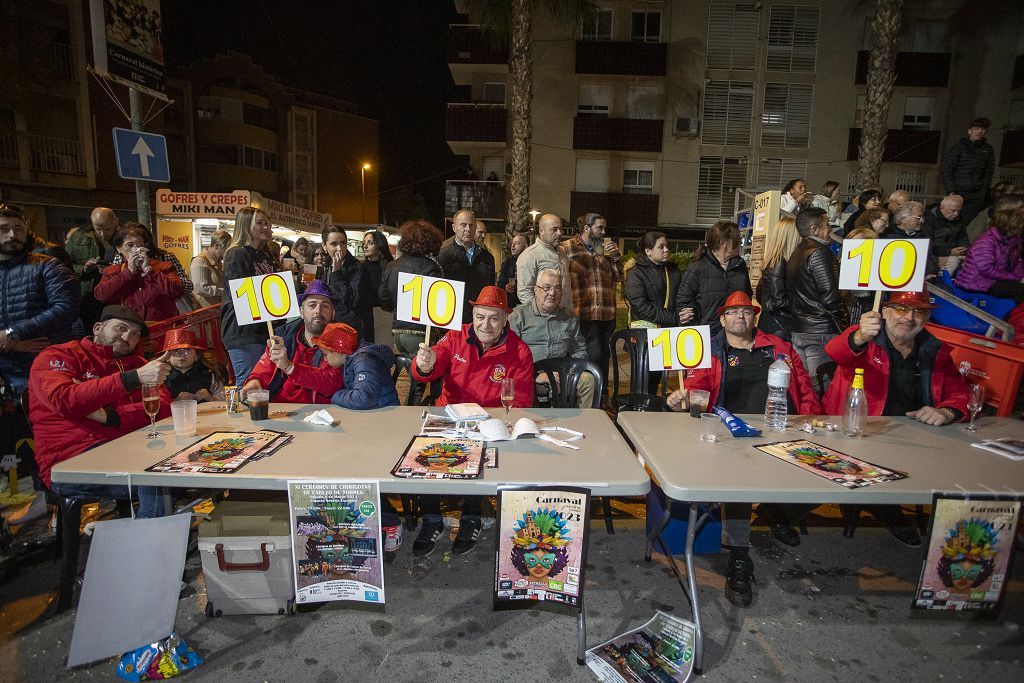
753 440 907 489
912 494 1021 612
145 430 287 474
391 436 485 479
838 238 929 292
288 480 384 605
228 272 301 326
396 272 465 331
494 486 590 607
89 0 166 97
585 610 697 683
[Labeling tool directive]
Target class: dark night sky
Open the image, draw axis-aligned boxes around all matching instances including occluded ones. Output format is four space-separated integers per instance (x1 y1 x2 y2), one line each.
161 0 462 221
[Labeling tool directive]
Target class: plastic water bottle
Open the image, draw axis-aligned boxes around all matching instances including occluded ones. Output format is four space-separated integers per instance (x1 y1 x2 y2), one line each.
764 358 790 431
843 368 868 437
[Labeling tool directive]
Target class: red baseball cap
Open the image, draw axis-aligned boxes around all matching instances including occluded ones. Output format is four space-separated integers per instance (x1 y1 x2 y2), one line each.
469 285 511 313
716 291 761 317
162 328 206 352
883 291 936 310
312 322 359 354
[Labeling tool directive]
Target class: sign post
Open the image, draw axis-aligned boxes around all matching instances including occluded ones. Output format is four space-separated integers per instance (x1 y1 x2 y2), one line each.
748 190 781 292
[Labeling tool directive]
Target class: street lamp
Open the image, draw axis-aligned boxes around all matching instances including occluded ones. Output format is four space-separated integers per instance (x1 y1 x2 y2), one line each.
360 162 372 223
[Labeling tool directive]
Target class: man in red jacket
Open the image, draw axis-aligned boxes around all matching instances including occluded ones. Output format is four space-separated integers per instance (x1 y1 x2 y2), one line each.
824 290 970 547
242 280 344 404
411 286 534 557
666 291 822 607
28 305 172 517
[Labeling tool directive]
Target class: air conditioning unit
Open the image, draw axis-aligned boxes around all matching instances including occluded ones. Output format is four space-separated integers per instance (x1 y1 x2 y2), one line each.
674 117 698 136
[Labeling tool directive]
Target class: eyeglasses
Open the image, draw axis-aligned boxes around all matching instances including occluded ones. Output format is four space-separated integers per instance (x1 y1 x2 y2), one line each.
885 304 929 318
536 285 563 293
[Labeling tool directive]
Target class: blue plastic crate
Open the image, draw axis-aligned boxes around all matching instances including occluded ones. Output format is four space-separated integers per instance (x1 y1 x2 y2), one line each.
646 485 722 556
929 272 1015 335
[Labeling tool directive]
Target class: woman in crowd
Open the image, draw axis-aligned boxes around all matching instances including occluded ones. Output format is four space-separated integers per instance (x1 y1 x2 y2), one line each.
162 329 225 402
852 207 890 236
755 216 800 339
810 180 842 226
94 224 184 322
358 230 394 342
292 237 310 267
379 220 445 355
843 189 883 232
190 229 231 307
780 178 809 215
220 207 279 384
624 231 681 329
676 221 751 334
318 225 366 331
841 226 879 323
108 221 194 296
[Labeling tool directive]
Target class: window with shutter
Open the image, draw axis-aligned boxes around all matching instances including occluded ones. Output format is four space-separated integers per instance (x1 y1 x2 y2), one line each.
846 170 859 196
697 156 749 220
902 97 933 130
701 81 753 146
631 11 661 42
706 3 760 70
757 158 807 191
761 83 813 147
766 5 819 72
623 162 655 194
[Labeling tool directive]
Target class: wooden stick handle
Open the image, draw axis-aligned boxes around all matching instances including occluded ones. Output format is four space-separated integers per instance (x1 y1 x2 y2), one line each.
872 290 883 313
424 323 433 346
677 370 685 393
266 320 276 341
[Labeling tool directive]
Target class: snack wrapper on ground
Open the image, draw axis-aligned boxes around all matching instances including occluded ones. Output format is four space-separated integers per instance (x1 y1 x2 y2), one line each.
116 632 203 681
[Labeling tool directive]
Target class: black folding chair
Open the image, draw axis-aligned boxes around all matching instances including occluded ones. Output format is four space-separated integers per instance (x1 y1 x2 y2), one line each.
608 328 667 413
533 357 605 409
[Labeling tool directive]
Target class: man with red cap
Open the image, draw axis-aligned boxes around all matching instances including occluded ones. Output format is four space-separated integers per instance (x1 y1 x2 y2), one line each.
824 291 970 547
242 280 343 403
411 285 534 557
666 290 821 607
311 322 399 409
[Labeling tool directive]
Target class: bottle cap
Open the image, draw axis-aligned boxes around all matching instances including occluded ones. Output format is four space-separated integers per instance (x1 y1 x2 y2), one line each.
852 368 865 389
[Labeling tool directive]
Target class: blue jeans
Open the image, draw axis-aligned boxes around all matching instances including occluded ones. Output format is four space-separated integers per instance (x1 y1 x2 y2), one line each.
50 482 165 519
227 343 266 385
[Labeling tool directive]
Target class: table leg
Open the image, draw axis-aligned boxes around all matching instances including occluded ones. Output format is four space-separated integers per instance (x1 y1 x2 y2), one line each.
645 503 671 562
161 488 173 516
57 497 84 613
685 503 704 675
576 604 587 665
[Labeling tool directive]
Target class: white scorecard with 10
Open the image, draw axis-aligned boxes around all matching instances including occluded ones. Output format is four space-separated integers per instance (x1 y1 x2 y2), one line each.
647 325 712 372
839 238 929 292
396 273 465 331
229 272 300 326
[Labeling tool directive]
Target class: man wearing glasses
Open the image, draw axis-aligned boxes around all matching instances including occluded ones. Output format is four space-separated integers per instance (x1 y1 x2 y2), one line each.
883 201 939 276
824 291 970 547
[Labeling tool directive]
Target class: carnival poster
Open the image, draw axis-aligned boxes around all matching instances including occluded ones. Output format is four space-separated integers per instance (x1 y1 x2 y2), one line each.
754 439 907 489
494 486 590 607
585 611 696 683
145 430 285 474
391 436 484 479
912 494 1021 612
287 480 384 604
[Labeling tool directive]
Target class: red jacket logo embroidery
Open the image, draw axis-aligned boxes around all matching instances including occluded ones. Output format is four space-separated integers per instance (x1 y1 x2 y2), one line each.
490 364 507 382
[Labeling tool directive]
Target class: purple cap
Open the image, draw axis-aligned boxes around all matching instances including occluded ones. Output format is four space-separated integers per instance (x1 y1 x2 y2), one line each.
299 279 334 304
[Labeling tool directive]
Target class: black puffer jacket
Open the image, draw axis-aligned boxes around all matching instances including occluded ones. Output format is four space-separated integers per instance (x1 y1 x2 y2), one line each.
316 251 368 333
675 253 751 333
940 137 995 197
922 203 968 257
379 253 443 332
436 240 495 323
754 258 792 338
220 245 278 349
623 253 680 326
0 251 80 342
785 237 849 334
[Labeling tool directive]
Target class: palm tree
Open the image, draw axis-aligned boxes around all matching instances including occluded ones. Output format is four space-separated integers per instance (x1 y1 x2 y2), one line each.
855 0 904 191
482 0 596 253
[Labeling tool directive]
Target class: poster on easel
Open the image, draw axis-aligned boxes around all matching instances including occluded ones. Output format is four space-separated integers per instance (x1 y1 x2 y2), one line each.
288 480 384 605
494 486 590 607
912 493 1021 612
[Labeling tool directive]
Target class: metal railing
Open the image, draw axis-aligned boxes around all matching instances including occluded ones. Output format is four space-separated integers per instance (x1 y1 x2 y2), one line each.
0 131 18 168
50 41 76 81
28 134 85 175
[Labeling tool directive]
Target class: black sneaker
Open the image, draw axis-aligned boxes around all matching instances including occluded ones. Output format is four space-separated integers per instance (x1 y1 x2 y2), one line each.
888 524 922 548
412 522 444 557
724 551 755 607
770 522 801 547
452 518 481 555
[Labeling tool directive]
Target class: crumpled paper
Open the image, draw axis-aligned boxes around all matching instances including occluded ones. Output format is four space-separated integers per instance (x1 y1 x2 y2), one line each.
303 409 336 426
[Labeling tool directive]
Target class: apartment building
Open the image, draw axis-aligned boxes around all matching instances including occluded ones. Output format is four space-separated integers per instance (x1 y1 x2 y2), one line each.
446 0 1024 241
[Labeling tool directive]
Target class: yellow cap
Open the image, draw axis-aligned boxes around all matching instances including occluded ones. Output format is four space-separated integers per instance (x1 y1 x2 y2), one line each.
852 368 864 389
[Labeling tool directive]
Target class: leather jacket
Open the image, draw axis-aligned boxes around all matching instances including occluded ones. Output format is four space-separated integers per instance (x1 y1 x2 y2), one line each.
785 237 849 334
754 258 792 336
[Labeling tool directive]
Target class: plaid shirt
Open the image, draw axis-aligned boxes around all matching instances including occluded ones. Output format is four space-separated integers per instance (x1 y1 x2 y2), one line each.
560 235 622 322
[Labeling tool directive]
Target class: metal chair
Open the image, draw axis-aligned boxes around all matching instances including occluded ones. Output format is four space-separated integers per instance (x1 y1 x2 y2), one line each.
533 357 605 409
391 355 434 407
608 328 667 413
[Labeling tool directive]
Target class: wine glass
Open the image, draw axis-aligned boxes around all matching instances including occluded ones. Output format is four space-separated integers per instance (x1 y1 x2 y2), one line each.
500 377 515 429
142 383 161 439
965 384 983 433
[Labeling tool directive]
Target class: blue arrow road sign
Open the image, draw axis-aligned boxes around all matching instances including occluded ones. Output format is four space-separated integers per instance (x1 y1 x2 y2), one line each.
112 127 170 183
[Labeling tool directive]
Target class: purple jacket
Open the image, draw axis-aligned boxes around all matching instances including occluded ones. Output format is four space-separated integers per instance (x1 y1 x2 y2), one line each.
955 226 1024 293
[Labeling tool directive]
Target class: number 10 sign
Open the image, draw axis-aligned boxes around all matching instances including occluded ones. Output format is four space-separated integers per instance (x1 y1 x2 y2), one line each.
646 325 712 372
229 272 300 325
839 238 928 292
397 273 465 331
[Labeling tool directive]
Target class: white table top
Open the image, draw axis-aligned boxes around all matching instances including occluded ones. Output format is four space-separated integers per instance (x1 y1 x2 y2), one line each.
616 413 1024 504
51 404 650 496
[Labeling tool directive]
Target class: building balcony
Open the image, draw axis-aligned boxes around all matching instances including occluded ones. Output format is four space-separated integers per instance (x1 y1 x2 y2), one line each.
570 191 659 227
1013 54 1024 90
573 117 663 152
0 131 18 168
575 41 667 76
846 128 941 164
855 50 951 88
446 103 507 144
28 134 85 175
445 180 505 221
448 24 508 64
1000 128 1024 166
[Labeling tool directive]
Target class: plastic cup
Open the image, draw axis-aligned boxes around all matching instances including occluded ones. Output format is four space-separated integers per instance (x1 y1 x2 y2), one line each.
700 412 719 443
688 389 710 418
170 399 197 436
282 257 295 270
247 389 270 421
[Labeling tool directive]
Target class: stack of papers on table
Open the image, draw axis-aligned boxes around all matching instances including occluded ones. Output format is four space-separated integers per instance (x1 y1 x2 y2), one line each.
145 430 292 474
971 438 1024 461
445 403 489 422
